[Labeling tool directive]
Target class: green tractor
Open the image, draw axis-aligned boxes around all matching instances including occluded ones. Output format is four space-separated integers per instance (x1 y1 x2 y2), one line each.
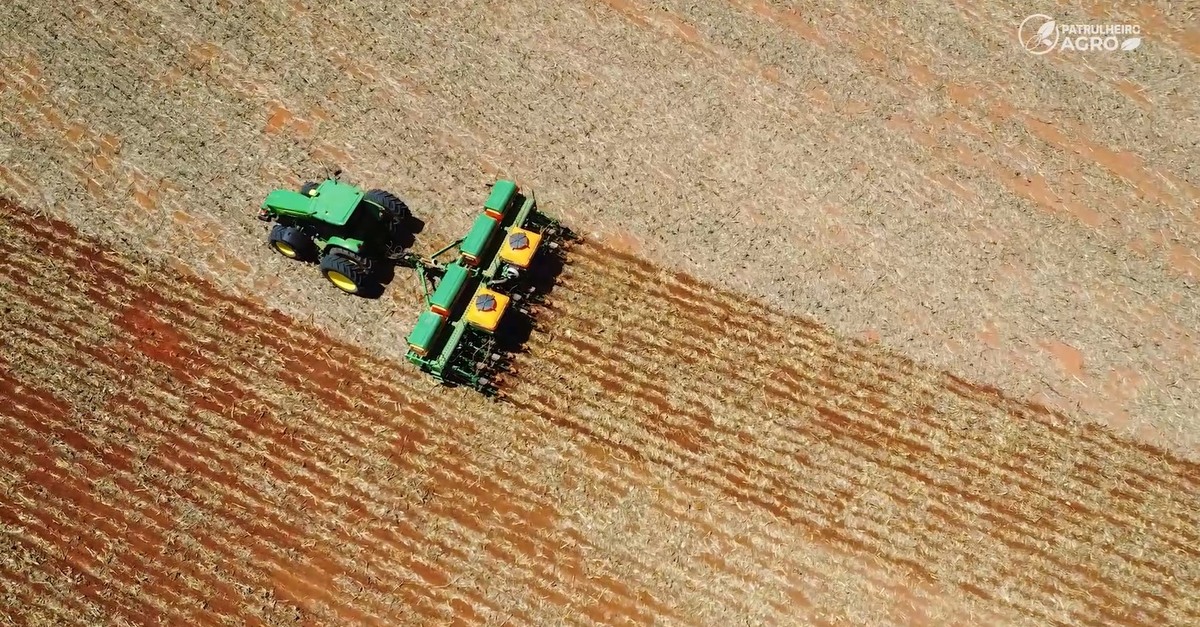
400 179 575 397
257 175 412 296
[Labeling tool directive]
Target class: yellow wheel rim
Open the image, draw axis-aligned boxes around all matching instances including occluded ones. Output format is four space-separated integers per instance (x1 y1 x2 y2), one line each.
326 270 358 293
274 241 297 258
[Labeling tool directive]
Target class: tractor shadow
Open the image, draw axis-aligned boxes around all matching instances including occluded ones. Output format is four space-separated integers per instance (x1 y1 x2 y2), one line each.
363 208 426 300
393 208 426 251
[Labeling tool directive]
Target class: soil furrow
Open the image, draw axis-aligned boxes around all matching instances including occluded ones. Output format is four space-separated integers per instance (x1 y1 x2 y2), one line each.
0 563 85 626
0 394 189 624
565 242 1200 498
0 335 386 623
520 319 1195 619
0 218 676 619
0 279 609 624
561 241 1200 518
547 262 1200 573
517 356 1109 625
0 298 421 622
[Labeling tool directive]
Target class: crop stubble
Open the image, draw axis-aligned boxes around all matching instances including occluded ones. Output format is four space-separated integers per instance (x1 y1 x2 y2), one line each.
1 0 1197 459
2 209 696 619
1 206 1198 625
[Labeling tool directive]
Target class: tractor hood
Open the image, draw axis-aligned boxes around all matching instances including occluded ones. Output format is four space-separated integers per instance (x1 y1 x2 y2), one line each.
261 189 316 218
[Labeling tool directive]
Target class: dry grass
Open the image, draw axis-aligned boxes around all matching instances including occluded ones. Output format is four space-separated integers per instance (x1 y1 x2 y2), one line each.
2 206 1198 625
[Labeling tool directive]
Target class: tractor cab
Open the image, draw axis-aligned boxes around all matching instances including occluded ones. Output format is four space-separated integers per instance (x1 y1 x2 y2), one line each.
261 179 365 226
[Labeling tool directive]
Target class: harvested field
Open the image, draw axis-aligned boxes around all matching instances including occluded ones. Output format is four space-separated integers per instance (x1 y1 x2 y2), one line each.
1 0 1197 455
2 0 1199 624
2 207 1199 625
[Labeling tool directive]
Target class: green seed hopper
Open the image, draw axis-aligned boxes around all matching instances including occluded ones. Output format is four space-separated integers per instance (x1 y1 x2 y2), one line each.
400 180 574 396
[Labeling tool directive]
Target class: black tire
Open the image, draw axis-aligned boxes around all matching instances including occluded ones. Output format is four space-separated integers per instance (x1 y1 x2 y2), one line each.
319 249 374 295
300 181 320 196
268 224 315 261
364 188 410 221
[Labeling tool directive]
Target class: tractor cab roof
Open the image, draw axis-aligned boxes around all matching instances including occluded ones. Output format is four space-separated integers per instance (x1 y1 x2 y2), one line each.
307 179 366 226
262 179 365 226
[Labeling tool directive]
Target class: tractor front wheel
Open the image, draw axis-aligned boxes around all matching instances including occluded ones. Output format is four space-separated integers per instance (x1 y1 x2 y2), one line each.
268 224 315 261
320 250 374 295
300 181 320 196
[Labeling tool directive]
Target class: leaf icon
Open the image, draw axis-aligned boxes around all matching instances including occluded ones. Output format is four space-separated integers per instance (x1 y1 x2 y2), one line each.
1121 37 1142 51
1036 20 1056 41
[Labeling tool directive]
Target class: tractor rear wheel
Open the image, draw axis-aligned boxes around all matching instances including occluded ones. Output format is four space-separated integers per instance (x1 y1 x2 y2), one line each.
268 224 315 261
320 249 374 295
300 181 319 196
364 189 410 221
